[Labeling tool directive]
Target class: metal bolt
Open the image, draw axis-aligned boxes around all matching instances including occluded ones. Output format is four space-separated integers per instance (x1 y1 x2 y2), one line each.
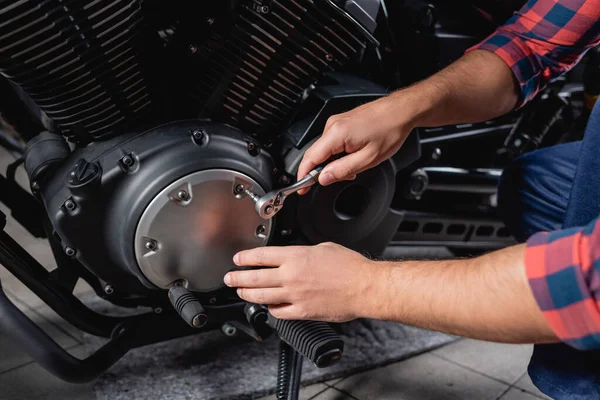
235 184 245 194
280 229 292 236
192 129 206 144
247 142 256 151
272 167 278 175
265 205 274 215
121 155 134 168
221 323 237 337
145 240 158 251
431 148 442 160
177 190 190 201
64 247 75 257
64 199 76 212
326 54 334 62
104 285 114 295
259 5 269 13
206 17 215 25
209 297 217 304
256 225 266 236
154 307 162 314
31 181 40 190
188 44 198 54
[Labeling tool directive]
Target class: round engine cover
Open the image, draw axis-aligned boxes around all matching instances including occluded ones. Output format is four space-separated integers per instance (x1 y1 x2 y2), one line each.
134 169 272 292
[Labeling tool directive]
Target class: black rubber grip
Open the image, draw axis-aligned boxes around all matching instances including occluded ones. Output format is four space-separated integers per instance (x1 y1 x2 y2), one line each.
267 314 344 368
168 285 207 328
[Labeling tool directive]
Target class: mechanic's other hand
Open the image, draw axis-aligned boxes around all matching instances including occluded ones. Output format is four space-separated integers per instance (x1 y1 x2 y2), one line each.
223 242 381 322
297 95 413 194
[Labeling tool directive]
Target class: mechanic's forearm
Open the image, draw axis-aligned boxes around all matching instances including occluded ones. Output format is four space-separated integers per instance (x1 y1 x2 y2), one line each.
366 244 558 344
395 50 519 129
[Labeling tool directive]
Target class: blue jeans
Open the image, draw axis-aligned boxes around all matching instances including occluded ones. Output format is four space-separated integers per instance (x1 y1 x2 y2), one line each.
497 100 600 399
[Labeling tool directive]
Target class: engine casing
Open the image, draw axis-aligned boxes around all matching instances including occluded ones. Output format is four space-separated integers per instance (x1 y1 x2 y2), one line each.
31 121 274 295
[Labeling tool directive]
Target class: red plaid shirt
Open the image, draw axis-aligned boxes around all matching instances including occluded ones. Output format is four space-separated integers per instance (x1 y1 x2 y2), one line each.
473 0 600 349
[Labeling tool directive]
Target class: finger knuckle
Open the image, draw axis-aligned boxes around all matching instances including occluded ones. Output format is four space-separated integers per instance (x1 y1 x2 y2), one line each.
250 271 259 286
290 247 307 260
282 269 298 285
256 290 267 304
254 249 265 264
328 119 348 136
298 308 311 320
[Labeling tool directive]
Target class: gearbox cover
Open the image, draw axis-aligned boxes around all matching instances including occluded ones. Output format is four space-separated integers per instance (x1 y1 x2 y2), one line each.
37 121 274 294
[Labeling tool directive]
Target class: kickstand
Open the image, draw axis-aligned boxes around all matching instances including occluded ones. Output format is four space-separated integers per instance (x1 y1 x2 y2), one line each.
276 341 303 400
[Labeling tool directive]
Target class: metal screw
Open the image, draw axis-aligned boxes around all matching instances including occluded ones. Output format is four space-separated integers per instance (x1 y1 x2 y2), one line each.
121 155 134 168
259 5 269 13
256 225 266 236
280 175 290 184
265 205 274 215
281 229 292 236
154 307 162 314
221 323 237 337
206 17 215 25
188 44 198 54
209 297 217 304
272 167 278 175
64 199 76 212
326 54 334 62
104 285 114 295
145 240 158 251
235 184 245 194
177 190 190 201
247 142 256 151
31 181 40 190
64 247 75 257
431 148 442 160
192 129 206 144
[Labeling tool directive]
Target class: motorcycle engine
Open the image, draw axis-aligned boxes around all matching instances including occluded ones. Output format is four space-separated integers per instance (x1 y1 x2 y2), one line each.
25 122 274 295
3 0 383 299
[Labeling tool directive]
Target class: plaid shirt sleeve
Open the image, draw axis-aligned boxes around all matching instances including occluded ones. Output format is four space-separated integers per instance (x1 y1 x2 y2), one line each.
526 216 600 349
471 0 600 106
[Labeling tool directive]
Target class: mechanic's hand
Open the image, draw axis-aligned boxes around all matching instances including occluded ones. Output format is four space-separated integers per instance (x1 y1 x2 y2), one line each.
297 95 413 194
223 242 381 322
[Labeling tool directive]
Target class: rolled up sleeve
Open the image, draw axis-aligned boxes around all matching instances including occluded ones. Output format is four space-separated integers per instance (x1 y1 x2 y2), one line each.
470 0 600 107
526 216 600 350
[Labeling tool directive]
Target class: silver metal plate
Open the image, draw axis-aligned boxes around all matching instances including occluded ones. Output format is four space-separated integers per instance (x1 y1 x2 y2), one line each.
134 169 272 292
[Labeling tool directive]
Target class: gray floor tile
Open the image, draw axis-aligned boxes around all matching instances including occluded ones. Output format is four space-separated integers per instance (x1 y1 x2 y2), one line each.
32 303 84 343
2 273 46 308
326 377 346 386
499 387 546 400
335 352 508 400
313 388 356 400
514 374 552 399
257 383 329 400
0 298 79 373
432 339 532 384
0 346 96 400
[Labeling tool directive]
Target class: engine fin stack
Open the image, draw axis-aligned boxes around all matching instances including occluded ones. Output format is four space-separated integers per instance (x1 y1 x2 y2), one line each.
0 0 156 142
190 0 371 137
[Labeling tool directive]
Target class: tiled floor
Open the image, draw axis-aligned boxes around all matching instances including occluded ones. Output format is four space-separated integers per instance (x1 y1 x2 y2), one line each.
0 148 551 399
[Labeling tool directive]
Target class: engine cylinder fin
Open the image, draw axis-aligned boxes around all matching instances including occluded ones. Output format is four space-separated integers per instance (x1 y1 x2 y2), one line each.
185 0 371 137
0 0 158 142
